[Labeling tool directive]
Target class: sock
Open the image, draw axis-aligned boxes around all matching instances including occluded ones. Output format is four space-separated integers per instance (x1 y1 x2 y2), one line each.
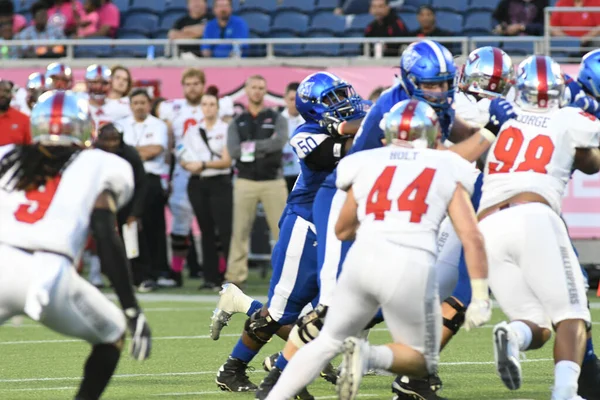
218 255 227 274
246 300 263 317
171 256 185 273
231 338 258 363
275 353 289 370
553 360 580 400
584 337 596 363
508 321 533 351
77 343 121 400
368 345 394 371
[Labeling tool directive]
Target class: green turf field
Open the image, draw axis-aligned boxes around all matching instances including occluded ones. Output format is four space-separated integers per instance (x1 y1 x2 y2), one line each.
0 278 598 400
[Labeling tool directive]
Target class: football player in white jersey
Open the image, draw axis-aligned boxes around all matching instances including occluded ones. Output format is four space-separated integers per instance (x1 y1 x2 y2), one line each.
478 55 600 400
86 64 133 131
265 99 492 400
11 72 45 116
44 62 73 90
0 91 152 400
158 68 206 286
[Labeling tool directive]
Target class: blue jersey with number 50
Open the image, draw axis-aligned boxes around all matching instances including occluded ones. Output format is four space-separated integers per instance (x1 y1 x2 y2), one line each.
286 122 335 222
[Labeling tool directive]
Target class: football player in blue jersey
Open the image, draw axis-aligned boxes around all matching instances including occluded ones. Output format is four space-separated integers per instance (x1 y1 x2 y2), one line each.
565 49 600 121
210 72 366 397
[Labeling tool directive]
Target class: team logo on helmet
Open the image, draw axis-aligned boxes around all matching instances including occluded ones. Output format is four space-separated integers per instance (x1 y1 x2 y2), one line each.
298 81 315 103
402 47 422 71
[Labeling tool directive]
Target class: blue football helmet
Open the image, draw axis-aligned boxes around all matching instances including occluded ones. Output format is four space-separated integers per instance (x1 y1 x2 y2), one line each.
400 40 457 112
515 55 564 111
578 49 600 99
381 99 440 149
295 72 365 124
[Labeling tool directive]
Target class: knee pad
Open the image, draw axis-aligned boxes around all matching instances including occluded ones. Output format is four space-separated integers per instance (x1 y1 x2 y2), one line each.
244 310 281 345
443 297 466 334
170 233 190 253
290 304 328 348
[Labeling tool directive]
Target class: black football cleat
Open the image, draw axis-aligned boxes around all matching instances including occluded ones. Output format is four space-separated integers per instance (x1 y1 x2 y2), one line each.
578 354 600 399
255 367 314 400
392 375 449 400
320 361 339 385
215 357 258 392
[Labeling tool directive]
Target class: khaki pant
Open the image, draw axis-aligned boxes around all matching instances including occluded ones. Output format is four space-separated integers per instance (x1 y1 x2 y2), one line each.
226 178 288 284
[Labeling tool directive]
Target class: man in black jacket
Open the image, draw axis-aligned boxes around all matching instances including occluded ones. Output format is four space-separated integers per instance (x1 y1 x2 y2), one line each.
95 123 156 292
364 0 408 57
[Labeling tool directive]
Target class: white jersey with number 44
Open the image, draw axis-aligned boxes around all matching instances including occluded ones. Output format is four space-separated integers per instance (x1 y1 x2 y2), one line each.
0 145 134 260
336 146 476 255
479 105 600 215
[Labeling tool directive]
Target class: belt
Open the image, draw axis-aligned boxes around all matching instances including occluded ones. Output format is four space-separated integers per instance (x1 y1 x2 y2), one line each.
190 174 230 181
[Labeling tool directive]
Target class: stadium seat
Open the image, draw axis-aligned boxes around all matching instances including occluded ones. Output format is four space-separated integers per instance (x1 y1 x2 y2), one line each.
271 12 309 36
550 38 581 58
164 0 187 13
113 32 151 57
74 37 113 58
432 0 468 12
272 32 303 57
343 0 370 15
122 13 160 36
304 32 342 57
14 0 34 14
311 13 346 35
130 0 165 15
277 0 315 13
462 11 493 35
112 0 131 14
399 12 419 32
239 11 271 37
239 0 277 14
501 41 534 56
154 30 169 39
159 12 185 31
401 0 431 11
316 0 339 12
342 31 366 56
348 13 373 33
469 0 499 12
247 32 267 57
435 11 463 34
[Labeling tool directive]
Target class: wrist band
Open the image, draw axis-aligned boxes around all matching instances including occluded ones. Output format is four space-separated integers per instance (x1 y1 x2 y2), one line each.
479 128 497 144
471 278 489 301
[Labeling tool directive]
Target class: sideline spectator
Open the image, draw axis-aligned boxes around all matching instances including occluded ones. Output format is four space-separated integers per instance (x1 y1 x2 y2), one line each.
0 0 26 35
365 0 408 57
280 82 304 193
411 5 452 37
169 0 212 56
550 0 600 44
225 75 288 287
201 0 249 58
75 0 102 38
181 88 233 291
15 2 66 58
493 0 548 36
47 0 85 36
119 89 170 290
85 0 119 38
0 80 30 146
108 65 132 99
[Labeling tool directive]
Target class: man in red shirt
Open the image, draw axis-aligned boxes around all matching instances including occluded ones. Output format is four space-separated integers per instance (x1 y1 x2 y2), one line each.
551 0 600 44
0 80 31 146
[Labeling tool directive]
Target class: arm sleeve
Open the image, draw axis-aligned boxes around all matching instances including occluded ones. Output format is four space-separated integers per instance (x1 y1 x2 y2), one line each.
255 113 288 156
449 153 477 196
567 111 600 148
303 136 353 171
227 120 241 159
349 102 385 154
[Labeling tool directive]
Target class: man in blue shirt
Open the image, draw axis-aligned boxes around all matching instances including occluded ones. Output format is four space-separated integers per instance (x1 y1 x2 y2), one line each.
201 0 249 58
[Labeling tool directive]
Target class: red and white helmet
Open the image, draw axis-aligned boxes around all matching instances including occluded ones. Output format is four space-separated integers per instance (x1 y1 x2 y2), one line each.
85 64 112 102
45 62 73 90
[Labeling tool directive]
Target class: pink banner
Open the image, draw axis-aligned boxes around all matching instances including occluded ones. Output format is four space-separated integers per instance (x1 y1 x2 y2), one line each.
2 64 597 238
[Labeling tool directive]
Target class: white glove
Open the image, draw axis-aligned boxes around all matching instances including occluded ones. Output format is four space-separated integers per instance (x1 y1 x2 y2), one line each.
464 279 492 331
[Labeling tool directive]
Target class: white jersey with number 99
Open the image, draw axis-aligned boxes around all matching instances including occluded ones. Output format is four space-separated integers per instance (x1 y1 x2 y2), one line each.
479 105 600 215
336 146 476 256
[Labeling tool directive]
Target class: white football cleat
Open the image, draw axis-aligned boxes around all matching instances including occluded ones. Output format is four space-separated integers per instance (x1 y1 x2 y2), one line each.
210 283 253 340
337 337 370 400
493 321 522 390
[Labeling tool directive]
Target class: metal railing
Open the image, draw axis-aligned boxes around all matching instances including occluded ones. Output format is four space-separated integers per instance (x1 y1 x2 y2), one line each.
544 6 600 62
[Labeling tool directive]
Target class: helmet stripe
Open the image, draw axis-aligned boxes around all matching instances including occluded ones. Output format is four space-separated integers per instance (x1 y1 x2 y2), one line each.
50 91 65 135
398 99 419 140
536 56 549 107
423 40 447 73
488 47 503 92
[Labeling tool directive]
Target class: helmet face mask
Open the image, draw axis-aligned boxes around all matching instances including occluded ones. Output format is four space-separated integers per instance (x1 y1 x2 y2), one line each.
45 63 72 91
85 64 111 102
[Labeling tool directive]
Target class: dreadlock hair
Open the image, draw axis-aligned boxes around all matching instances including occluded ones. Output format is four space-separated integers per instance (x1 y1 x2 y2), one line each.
0 143 82 191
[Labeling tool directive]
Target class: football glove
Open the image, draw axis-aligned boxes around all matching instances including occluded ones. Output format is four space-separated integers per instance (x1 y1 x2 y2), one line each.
573 93 600 116
464 298 492 331
319 113 344 136
125 308 152 361
488 98 517 129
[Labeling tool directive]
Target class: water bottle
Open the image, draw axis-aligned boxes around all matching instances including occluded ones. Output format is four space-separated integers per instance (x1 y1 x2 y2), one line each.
146 45 155 60
232 43 242 59
1 45 9 59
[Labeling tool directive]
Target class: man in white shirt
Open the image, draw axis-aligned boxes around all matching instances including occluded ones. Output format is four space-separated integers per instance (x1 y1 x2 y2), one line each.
280 82 304 193
119 88 170 290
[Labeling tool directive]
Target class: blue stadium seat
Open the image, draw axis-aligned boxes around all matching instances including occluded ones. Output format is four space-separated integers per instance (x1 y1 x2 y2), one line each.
271 12 309 36
501 41 534 56
343 0 370 14
159 12 185 31
129 0 165 15
471 40 500 50
550 38 581 58
462 11 492 35
311 13 346 35
342 30 365 56
432 0 468 12
239 11 271 37
277 0 315 13
399 12 419 32
316 0 339 12
469 0 499 12
348 13 373 33
401 0 431 11
74 37 113 58
247 31 267 58
435 11 463 34
122 13 160 36
112 0 131 14
154 30 169 39
304 32 342 57
14 0 34 14
239 0 277 14
272 32 303 57
164 0 187 13
113 33 150 58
